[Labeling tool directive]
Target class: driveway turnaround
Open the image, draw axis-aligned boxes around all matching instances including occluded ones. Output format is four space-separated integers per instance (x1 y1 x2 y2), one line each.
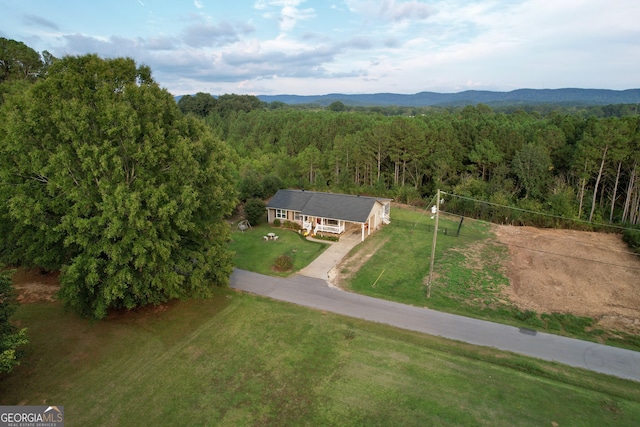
230 269 640 382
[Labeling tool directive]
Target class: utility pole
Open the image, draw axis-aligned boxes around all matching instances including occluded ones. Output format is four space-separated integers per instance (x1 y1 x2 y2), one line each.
427 189 440 298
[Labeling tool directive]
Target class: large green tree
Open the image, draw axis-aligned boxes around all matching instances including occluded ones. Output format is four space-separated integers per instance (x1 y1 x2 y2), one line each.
0 54 237 318
0 37 43 82
511 143 552 199
177 92 218 118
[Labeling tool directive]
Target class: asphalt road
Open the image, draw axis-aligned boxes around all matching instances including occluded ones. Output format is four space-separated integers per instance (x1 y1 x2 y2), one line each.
230 269 640 382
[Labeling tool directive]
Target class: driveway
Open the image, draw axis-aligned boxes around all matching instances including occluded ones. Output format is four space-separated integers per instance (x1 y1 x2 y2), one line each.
229 233 640 382
297 229 362 284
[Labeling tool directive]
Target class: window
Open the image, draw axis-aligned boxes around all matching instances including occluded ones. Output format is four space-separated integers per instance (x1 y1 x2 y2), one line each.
275 209 287 220
326 219 339 226
294 212 301 221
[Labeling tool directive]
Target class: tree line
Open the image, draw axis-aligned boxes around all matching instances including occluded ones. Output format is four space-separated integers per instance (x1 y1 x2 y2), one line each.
193 100 639 229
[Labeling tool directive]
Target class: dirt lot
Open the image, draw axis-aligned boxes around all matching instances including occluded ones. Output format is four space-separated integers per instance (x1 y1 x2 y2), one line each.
494 225 640 334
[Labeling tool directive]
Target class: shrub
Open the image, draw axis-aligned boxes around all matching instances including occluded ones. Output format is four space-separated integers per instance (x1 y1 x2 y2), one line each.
553 313 594 334
262 176 283 199
244 198 266 226
622 227 640 254
515 309 544 328
310 233 339 242
273 219 281 227
283 220 301 230
541 313 562 331
238 175 264 201
273 254 293 272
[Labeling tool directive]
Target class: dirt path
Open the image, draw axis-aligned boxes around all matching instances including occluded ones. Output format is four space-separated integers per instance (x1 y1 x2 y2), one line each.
495 225 640 334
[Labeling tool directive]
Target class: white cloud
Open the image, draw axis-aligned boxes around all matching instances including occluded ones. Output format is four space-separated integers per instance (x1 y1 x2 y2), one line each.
254 0 315 32
346 0 434 22
8 0 638 95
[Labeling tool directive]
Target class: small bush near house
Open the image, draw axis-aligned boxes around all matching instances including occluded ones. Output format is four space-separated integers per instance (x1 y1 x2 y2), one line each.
273 254 293 272
273 219 281 227
311 234 339 242
283 220 301 230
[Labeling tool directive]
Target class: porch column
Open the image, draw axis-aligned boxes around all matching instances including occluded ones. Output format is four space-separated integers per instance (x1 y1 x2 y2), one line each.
361 223 365 241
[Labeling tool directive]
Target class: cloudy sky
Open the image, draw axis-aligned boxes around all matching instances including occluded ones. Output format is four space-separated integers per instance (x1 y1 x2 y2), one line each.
1 0 639 96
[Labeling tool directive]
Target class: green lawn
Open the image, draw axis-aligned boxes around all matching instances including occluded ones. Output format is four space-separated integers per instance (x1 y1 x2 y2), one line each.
4 295 640 426
230 225 328 276
347 206 492 306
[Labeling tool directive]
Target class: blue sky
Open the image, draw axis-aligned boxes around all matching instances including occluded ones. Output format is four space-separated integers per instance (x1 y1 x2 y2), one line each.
2 0 639 96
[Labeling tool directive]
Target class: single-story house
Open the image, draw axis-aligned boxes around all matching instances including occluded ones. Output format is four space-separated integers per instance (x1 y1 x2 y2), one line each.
266 189 391 241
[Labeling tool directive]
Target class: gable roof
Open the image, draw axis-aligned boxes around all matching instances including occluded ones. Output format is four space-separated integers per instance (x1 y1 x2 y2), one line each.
267 190 391 223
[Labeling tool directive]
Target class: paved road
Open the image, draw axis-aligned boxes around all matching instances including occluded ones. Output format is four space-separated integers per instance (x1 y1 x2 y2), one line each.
230 269 640 382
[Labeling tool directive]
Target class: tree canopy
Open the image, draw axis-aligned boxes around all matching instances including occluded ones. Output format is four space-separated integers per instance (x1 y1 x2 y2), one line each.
203 104 640 230
0 37 44 82
177 92 218 118
0 54 237 318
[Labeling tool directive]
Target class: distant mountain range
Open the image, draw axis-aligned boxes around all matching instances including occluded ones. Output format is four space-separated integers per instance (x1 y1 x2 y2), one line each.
256 88 640 107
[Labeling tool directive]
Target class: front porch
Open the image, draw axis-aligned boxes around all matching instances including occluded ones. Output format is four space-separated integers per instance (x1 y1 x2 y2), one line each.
302 217 346 235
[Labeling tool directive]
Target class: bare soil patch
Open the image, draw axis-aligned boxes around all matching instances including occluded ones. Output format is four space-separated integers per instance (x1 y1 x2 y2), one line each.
11 268 60 303
494 225 640 334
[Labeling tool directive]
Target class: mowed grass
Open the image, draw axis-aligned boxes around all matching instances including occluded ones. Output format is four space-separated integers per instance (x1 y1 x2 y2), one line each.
230 225 327 276
347 205 496 309
4 295 640 426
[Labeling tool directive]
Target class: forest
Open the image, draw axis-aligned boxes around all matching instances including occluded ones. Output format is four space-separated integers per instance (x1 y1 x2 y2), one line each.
2 35 640 235
177 93 640 238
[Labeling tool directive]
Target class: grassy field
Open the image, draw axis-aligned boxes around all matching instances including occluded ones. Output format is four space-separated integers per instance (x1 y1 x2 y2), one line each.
230 225 328 276
4 294 640 426
346 206 495 308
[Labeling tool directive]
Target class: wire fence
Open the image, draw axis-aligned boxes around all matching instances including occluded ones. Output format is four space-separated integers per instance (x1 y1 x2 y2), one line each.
392 216 465 238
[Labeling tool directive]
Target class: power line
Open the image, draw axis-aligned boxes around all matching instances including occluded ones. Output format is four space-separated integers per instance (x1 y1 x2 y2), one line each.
412 193 438 230
441 191 640 234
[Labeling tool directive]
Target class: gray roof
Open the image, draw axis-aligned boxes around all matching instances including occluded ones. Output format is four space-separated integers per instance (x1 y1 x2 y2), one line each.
267 190 391 223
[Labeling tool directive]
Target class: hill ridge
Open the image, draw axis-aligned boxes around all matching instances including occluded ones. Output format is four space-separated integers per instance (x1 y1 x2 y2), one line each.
256 88 640 107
